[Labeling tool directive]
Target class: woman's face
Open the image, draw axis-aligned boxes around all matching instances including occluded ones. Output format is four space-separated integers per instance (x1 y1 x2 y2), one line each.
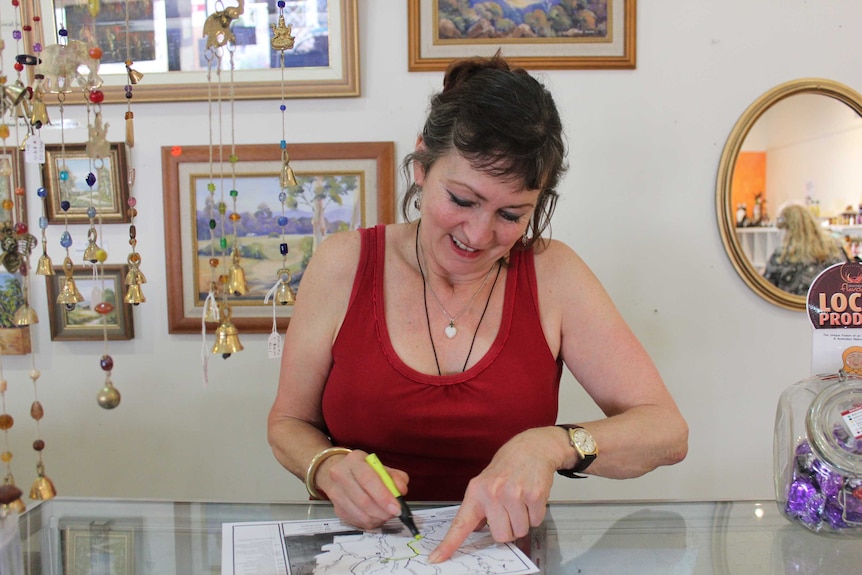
415 149 539 279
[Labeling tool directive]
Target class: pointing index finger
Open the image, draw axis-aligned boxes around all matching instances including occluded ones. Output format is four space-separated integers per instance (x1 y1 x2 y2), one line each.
428 503 486 564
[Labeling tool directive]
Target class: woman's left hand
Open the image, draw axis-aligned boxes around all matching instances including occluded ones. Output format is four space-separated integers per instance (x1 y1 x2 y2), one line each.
428 427 564 563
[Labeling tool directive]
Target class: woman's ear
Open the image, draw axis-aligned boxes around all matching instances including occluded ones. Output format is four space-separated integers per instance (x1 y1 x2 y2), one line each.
413 137 427 186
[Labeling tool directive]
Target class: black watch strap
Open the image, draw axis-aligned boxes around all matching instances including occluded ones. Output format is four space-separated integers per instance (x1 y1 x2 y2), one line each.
556 424 596 479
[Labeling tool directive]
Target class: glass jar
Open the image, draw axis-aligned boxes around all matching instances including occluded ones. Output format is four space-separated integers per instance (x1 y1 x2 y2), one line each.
774 372 862 536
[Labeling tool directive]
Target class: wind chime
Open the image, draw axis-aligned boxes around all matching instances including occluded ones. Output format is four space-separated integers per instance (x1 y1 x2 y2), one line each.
200 0 247 373
262 1 297 359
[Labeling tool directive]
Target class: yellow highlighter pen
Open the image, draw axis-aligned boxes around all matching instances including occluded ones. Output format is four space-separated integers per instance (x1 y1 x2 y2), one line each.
365 453 422 539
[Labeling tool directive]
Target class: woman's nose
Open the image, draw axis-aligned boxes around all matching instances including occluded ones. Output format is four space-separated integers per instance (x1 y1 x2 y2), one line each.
463 213 495 247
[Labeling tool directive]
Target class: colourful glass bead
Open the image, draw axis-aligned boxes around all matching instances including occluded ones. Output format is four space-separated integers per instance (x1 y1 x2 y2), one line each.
280 104 286 112
95 302 114 314
95 249 107 262
209 219 216 229
33 42 42 52
128 252 141 264
100 355 113 371
13 222 27 235
127 207 137 218
39 216 48 229
11 1 18 8
229 154 238 163
29 369 40 381
229 189 238 197
125 91 133 100
209 258 219 268
229 213 241 222
89 90 104 103
59 170 69 181
60 231 72 248
128 197 137 207
129 225 136 239
1 199 13 210
219 237 228 249
277 216 288 226
89 46 102 59
12 31 21 41
278 0 285 7
0 414 13 431
87 206 97 218
280 139 287 148
32 439 44 451
207 182 216 192
218 274 228 284
37 187 47 198
61 200 70 211
129 238 137 248
30 401 43 421
13 62 23 72
280 243 288 255
279 192 287 202
0 125 9 139
86 173 96 187
0 452 11 463
58 27 67 36
171 146 182 157
14 187 25 196
218 202 226 214
0 379 6 392
22 25 31 32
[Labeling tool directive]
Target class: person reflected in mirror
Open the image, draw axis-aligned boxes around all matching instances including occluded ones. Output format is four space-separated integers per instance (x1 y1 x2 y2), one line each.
763 203 849 295
267 53 688 565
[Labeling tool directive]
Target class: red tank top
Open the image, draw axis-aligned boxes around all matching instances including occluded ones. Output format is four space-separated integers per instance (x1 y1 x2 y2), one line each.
322 225 562 501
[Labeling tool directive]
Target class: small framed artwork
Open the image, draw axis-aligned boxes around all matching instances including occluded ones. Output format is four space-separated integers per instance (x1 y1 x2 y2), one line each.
0 271 31 355
162 142 395 334
0 148 26 227
407 0 636 71
41 142 131 224
63 522 135 575
45 264 135 341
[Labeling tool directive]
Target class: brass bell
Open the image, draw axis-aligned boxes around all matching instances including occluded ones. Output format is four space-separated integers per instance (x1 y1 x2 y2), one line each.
274 269 296 305
7 496 26 514
97 379 121 409
56 257 84 307
211 306 243 358
29 90 49 128
124 253 147 305
29 462 56 501
13 304 38 326
0 81 27 116
35 251 55 276
281 149 298 187
227 249 249 296
127 67 144 85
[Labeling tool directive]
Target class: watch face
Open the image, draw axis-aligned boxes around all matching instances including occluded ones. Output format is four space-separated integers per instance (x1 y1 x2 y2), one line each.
573 429 597 454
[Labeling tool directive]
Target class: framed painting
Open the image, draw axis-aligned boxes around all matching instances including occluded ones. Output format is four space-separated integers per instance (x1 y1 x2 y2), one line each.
63 522 135 575
46 264 135 341
0 148 26 228
408 0 636 71
41 142 131 224
162 141 395 334
23 0 359 102
0 271 31 355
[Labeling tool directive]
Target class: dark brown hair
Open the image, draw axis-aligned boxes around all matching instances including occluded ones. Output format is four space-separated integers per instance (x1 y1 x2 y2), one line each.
400 53 567 249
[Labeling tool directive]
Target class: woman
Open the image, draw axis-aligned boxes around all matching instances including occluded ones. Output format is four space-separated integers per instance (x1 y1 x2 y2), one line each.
268 54 688 563
763 203 848 295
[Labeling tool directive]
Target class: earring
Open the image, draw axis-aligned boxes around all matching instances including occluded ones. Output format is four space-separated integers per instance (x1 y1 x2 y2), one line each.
522 231 529 246
413 186 422 211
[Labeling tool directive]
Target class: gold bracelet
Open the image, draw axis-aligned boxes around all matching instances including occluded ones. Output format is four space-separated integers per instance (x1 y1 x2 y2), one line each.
304 447 352 500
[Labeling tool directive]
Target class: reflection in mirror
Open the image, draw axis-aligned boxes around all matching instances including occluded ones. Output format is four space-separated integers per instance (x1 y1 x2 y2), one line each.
717 79 862 310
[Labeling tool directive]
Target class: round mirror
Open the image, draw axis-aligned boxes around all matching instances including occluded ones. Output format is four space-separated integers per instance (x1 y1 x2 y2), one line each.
717 79 862 310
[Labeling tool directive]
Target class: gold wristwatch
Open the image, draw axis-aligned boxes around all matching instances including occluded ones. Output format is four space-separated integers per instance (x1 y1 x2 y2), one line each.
557 424 598 478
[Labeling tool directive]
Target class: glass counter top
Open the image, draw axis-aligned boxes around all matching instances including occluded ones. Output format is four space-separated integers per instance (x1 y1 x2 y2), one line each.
10 498 862 574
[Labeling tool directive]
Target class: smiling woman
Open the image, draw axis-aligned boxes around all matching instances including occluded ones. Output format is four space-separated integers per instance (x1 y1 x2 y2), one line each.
717 78 862 311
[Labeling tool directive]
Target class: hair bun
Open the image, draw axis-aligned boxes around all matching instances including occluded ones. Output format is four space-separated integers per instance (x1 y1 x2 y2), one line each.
442 51 511 93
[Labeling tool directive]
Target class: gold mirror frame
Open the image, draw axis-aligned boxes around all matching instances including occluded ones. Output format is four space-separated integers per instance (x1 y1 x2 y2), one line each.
716 78 862 311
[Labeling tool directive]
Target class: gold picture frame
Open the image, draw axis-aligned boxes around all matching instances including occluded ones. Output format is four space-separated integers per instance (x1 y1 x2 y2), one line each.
162 142 395 334
41 142 131 224
63 522 135 575
408 0 636 71
24 0 359 103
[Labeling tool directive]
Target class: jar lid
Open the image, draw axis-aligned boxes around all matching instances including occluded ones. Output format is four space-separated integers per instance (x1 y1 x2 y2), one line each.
806 376 862 476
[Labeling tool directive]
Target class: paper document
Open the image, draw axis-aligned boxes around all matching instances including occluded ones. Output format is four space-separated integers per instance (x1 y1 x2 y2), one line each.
221 505 538 575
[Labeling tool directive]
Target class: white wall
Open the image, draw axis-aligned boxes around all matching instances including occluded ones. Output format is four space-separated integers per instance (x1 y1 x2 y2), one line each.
3 1 860 505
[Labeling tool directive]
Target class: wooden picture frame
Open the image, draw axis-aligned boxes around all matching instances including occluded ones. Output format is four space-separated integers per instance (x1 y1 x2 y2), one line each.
0 148 26 228
408 0 636 71
41 143 130 224
46 264 135 341
162 142 395 334
25 0 359 102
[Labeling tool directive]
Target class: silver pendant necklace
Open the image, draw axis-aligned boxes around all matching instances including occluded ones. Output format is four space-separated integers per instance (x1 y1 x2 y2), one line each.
418 230 496 339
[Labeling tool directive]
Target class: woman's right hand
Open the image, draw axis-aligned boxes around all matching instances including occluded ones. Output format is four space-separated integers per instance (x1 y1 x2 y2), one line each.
315 449 411 531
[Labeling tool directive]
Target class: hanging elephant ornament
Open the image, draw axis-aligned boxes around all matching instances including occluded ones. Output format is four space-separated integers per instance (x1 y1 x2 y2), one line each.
36 39 103 94
203 0 245 50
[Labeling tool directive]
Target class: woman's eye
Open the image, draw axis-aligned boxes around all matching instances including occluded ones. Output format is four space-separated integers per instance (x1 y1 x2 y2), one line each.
500 212 523 223
448 193 472 207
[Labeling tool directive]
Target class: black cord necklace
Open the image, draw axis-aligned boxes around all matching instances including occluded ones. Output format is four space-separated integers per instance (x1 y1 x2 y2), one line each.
415 222 502 375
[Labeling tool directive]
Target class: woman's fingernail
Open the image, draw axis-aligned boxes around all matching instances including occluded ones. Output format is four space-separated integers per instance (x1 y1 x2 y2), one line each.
428 550 442 564
388 503 401 516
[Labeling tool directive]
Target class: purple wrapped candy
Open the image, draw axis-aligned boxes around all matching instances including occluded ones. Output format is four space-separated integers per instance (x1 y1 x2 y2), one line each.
795 441 816 474
823 498 849 529
786 476 821 524
843 491 862 524
812 459 843 498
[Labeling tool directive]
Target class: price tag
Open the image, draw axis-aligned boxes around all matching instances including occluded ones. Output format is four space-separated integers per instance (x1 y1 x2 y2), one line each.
24 134 45 164
267 332 283 359
841 405 862 439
